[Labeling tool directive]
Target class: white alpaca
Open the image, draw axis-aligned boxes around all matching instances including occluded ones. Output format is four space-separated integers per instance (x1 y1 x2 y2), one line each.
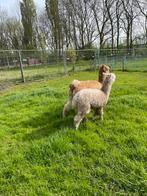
72 73 116 129
63 64 110 118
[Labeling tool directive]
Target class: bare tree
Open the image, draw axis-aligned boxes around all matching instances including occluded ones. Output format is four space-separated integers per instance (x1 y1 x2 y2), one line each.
0 8 23 49
6 18 23 49
115 0 123 49
37 12 54 50
121 0 138 51
91 0 111 49
105 0 117 52
134 0 147 45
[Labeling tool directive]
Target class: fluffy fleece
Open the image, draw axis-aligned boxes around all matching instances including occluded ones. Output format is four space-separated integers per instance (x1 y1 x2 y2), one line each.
63 64 110 117
72 73 116 129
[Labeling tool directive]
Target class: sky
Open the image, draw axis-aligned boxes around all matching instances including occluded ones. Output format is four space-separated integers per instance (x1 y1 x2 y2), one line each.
0 0 45 17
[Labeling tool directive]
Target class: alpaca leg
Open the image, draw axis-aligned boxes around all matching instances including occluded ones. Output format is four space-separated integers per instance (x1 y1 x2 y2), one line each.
99 107 104 120
74 112 85 130
63 88 73 118
63 101 72 118
93 107 104 120
74 106 91 130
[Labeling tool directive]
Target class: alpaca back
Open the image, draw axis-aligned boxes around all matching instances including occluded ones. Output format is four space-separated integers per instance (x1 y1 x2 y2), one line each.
75 81 102 93
70 80 102 96
72 89 107 109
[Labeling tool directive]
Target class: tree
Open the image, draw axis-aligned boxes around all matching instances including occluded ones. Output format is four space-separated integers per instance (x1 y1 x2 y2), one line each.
105 0 116 51
121 0 138 51
91 0 111 49
6 18 23 49
20 0 37 49
134 0 147 45
115 0 123 49
46 0 63 53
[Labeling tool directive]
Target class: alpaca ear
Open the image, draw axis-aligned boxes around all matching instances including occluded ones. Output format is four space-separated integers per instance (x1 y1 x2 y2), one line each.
99 64 104 71
107 66 110 71
100 64 110 72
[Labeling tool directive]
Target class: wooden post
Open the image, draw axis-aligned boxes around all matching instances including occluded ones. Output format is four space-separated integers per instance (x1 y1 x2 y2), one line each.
18 50 25 82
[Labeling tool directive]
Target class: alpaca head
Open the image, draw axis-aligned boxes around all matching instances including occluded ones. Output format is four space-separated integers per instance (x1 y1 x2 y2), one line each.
104 73 116 84
101 73 116 95
100 64 110 73
99 64 110 82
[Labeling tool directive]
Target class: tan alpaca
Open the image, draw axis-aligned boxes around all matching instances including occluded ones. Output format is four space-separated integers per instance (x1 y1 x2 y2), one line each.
63 64 110 117
72 73 116 129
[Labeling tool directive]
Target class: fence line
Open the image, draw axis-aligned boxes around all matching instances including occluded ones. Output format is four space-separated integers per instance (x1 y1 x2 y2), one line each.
0 48 146 89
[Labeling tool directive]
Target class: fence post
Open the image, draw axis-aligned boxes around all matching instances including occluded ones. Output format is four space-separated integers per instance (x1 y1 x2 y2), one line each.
73 50 76 72
94 50 97 70
97 49 100 65
6 56 10 68
18 50 25 83
122 56 126 71
132 48 135 57
63 51 67 74
73 60 76 72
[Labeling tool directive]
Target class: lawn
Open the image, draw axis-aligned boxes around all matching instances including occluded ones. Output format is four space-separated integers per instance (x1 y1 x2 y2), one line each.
0 71 147 195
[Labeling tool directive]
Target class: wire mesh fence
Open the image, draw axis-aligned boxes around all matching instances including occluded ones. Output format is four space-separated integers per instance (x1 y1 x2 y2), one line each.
0 48 147 90
66 48 147 72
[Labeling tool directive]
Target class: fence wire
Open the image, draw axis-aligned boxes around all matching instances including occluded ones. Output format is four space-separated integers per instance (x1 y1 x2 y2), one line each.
0 48 147 90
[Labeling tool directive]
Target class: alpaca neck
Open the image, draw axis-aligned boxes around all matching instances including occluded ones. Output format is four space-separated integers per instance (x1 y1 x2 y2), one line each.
99 73 106 83
101 81 113 98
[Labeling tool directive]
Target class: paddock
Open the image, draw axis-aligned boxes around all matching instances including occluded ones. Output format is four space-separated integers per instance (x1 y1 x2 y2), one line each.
0 69 146 195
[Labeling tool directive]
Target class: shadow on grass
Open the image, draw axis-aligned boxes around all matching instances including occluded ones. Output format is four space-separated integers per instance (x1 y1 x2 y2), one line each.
23 105 74 141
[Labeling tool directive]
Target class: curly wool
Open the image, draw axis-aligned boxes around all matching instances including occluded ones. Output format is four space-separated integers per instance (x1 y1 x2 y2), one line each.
70 64 110 97
63 64 110 118
72 73 116 129
72 89 107 111
70 80 102 96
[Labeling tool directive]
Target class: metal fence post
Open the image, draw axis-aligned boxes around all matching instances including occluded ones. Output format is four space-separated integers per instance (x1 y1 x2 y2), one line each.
63 51 67 74
6 56 10 68
122 56 126 71
97 49 100 65
73 60 76 72
94 50 97 70
18 50 25 82
72 50 76 72
132 48 135 57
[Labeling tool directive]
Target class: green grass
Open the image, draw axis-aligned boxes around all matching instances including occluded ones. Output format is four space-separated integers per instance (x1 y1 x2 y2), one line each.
0 71 147 195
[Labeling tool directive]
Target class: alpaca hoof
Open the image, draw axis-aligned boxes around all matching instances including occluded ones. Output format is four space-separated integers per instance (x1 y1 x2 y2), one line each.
100 116 103 120
74 123 79 130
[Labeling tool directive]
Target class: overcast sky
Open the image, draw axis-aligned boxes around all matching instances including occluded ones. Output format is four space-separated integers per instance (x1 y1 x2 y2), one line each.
0 0 45 17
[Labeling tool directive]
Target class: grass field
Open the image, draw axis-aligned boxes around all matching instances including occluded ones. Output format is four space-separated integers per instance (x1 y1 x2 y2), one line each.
0 70 147 195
